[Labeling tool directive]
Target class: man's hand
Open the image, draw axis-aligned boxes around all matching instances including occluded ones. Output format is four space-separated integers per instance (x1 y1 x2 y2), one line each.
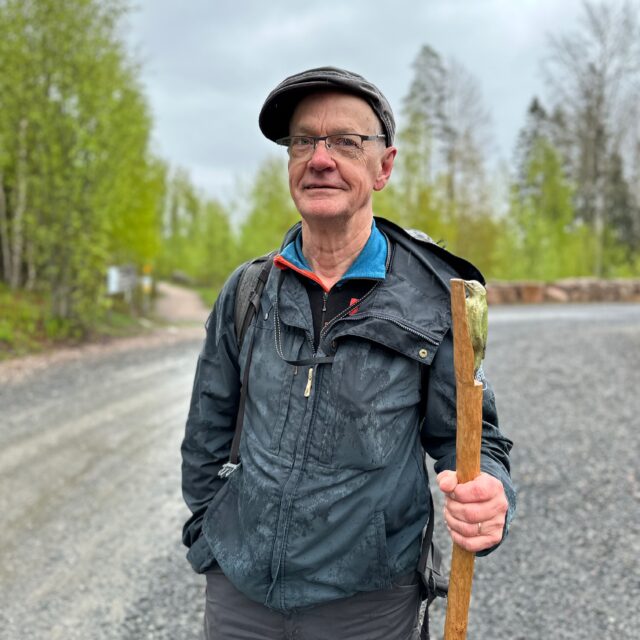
437 470 508 553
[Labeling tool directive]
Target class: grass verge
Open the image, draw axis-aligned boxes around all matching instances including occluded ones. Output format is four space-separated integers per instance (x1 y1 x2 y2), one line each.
0 284 149 362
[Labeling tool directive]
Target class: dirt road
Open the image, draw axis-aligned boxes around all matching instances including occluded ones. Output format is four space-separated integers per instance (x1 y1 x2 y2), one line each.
1 303 638 639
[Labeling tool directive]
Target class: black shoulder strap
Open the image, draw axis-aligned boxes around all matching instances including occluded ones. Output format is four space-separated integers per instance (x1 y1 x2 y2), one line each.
418 491 449 639
218 253 274 479
234 251 276 348
418 364 449 639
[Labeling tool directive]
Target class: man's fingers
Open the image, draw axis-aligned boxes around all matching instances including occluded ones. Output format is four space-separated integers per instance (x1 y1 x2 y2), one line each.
447 527 498 553
444 492 507 524
436 470 457 494
447 472 504 503
443 505 505 552
444 506 504 539
438 472 508 552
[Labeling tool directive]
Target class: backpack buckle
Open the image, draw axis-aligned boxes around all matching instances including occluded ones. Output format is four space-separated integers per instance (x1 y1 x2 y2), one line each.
218 462 241 479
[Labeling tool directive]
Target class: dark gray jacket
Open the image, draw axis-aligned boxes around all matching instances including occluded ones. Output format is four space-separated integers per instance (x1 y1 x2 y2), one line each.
181 218 515 613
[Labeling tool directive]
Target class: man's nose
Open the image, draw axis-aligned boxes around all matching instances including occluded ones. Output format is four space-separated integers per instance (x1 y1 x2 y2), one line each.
307 140 335 170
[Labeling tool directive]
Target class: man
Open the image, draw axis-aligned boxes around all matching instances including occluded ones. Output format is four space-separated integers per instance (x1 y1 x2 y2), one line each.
181 67 515 640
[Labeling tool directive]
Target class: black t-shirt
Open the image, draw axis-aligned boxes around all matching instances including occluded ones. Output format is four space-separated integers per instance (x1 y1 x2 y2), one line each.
296 273 376 350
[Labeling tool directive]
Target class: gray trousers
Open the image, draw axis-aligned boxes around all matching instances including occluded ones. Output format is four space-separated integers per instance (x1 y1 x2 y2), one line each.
204 566 421 640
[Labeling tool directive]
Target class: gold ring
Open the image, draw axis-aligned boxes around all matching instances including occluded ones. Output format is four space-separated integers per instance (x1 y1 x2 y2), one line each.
477 522 482 535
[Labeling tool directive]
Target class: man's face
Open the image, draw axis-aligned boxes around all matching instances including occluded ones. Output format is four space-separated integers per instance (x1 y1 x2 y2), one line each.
287 91 396 223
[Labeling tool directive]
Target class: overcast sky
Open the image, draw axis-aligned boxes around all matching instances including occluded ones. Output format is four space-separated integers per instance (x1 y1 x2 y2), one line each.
124 0 590 205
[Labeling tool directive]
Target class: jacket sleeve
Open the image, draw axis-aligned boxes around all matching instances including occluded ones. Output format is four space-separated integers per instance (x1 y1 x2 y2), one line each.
420 328 516 555
181 266 244 573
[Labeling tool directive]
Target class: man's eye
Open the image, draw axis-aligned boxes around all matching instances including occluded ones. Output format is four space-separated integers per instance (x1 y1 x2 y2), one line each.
293 137 313 147
333 136 359 147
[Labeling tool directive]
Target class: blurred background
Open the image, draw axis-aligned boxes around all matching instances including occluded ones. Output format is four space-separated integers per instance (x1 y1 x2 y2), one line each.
1 0 639 355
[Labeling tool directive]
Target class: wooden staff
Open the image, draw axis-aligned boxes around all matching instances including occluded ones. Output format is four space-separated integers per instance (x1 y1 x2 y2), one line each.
444 279 484 640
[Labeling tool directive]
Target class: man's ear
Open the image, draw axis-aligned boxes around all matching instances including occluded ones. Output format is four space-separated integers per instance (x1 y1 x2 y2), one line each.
373 146 397 191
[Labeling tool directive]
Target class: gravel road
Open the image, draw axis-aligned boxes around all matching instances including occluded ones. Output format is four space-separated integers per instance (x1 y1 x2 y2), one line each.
1 304 638 639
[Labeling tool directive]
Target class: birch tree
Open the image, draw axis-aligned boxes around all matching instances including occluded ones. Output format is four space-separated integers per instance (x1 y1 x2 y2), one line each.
397 45 499 272
544 0 640 274
0 0 162 332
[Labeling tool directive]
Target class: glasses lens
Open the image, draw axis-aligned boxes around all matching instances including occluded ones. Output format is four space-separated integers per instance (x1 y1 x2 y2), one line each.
282 135 367 159
327 135 363 158
287 136 314 158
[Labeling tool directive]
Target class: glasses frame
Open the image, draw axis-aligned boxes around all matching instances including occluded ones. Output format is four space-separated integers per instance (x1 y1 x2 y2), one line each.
275 133 387 158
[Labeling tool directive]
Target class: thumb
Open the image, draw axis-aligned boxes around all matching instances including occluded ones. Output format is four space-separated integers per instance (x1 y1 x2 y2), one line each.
437 470 458 495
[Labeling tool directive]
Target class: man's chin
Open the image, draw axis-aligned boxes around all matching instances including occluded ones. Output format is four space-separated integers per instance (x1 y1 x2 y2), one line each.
296 197 347 220
298 206 348 222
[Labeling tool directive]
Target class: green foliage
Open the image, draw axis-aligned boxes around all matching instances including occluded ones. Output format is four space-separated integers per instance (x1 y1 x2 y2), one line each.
0 0 162 336
156 169 237 290
193 286 220 309
0 281 146 359
0 284 43 355
543 1 640 276
386 44 503 276
0 282 79 357
498 98 639 281
495 138 593 280
237 157 299 263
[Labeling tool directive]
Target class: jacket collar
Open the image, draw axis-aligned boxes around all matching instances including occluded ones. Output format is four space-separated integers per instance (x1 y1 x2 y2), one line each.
263 215 484 364
273 220 387 292
264 235 449 364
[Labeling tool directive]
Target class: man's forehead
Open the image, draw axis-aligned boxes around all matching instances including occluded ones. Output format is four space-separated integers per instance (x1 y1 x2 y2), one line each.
290 91 380 131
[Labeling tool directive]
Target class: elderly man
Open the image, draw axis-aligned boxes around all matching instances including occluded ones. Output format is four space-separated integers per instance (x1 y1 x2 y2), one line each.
181 67 515 640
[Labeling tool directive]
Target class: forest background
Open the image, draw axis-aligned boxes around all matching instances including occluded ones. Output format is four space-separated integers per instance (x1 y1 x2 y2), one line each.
1 0 639 356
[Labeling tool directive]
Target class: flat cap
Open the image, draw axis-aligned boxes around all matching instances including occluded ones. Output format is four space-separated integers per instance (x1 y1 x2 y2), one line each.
259 66 396 146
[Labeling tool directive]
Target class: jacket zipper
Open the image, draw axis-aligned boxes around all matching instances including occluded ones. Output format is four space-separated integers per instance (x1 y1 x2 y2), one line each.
303 367 314 397
341 312 441 345
319 280 381 341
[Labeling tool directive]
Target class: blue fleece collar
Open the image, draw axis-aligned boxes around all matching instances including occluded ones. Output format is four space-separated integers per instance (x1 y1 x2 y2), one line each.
278 220 387 285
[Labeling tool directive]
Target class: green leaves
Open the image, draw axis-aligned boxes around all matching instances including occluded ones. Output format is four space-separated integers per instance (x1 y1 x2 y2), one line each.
237 158 299 264
501 137 592 280
0 0 161 334
156 168 236 292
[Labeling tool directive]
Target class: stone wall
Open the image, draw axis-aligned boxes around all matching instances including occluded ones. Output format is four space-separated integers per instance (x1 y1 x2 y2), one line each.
486 278 640 305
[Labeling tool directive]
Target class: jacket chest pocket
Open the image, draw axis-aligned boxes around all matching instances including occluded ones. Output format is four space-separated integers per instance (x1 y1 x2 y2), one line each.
312 340 422 469
243 320 305 454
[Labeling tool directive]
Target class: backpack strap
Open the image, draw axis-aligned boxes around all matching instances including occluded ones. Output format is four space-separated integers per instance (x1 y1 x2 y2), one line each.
418 492 449 639
218 252 275 479
418 364 449 639
234 252 276 349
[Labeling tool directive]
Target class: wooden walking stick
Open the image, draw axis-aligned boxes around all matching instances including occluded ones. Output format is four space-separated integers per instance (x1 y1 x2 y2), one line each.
444 279 486 640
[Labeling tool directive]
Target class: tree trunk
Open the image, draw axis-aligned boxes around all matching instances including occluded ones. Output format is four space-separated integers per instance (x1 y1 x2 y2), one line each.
593 187 605 278
10 117 28 290
0 169 11 283
25 237 36 290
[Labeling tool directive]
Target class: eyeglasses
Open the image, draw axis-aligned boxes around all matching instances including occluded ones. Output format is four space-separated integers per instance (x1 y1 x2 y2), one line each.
275 134 386 160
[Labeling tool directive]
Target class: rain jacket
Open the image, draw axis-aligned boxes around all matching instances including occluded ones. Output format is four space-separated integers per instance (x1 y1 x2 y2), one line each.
181 217 515 613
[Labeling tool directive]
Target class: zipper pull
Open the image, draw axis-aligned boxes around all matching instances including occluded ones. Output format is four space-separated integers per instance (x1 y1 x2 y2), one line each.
303 367 314 397
322 292 328 312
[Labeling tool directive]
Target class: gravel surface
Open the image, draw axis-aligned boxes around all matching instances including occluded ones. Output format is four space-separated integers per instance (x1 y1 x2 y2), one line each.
1 303 638 639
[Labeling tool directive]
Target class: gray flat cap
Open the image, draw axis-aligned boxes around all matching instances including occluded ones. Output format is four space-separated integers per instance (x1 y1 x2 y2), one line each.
259 66 396 146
